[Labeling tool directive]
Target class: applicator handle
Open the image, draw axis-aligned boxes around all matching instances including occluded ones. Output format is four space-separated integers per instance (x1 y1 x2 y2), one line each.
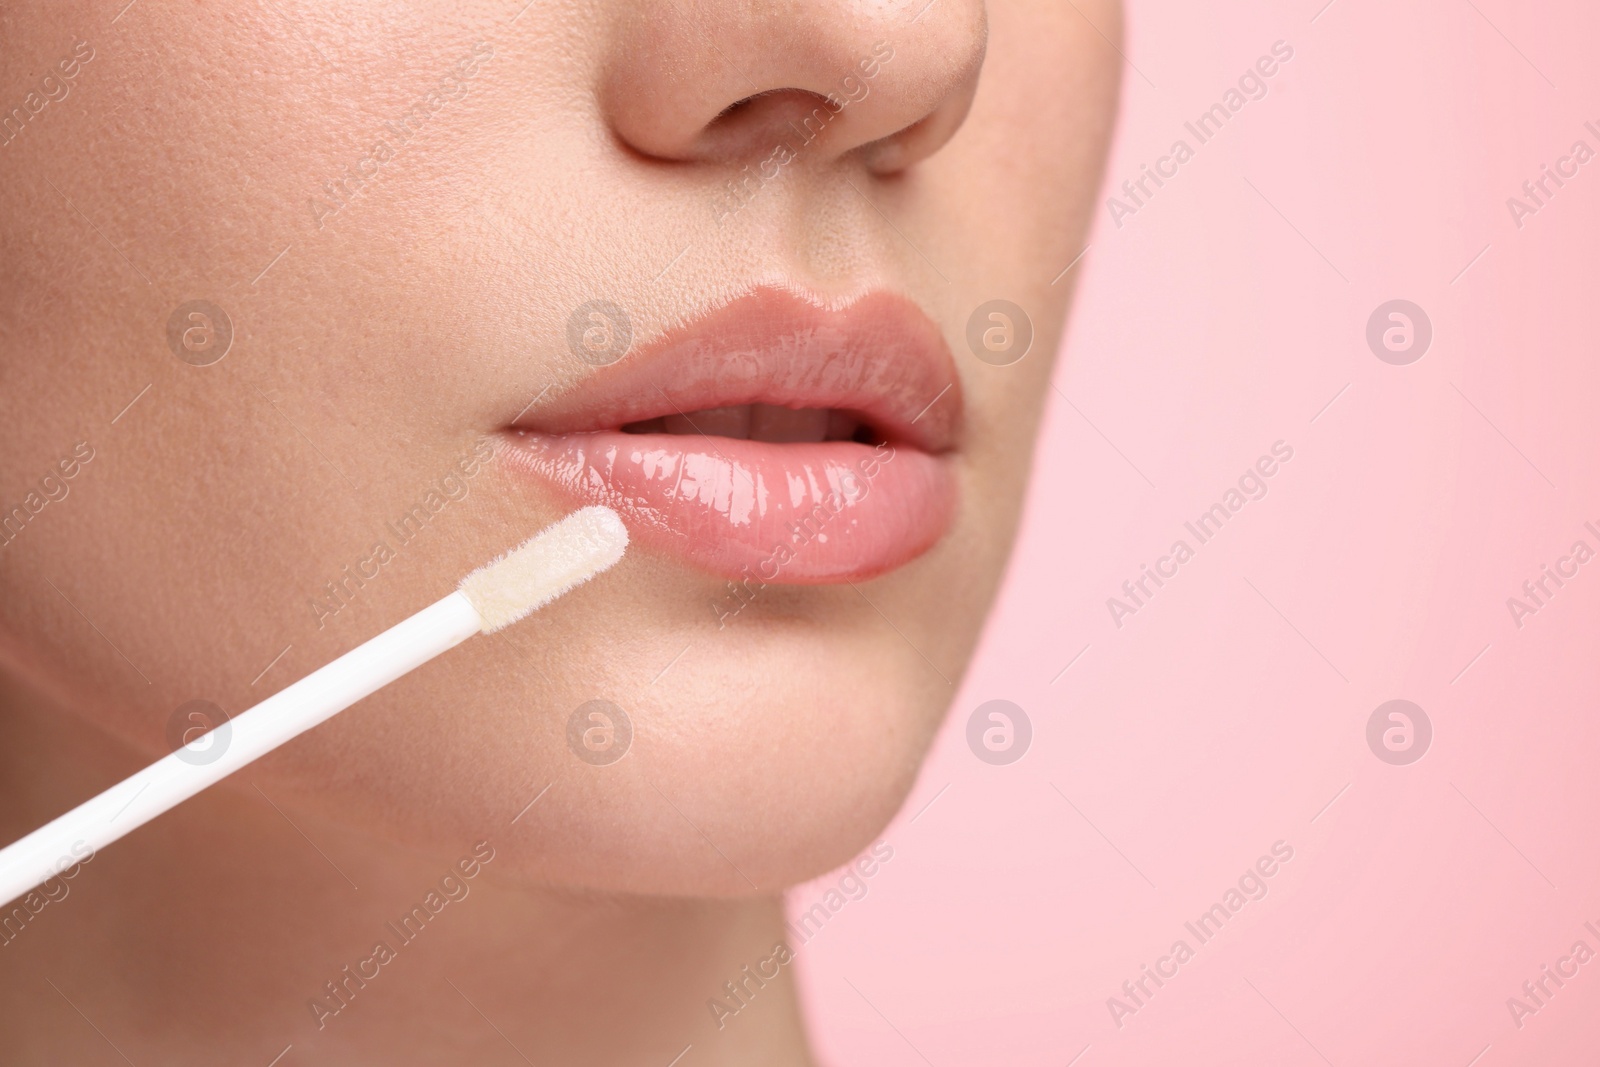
0 592 482 908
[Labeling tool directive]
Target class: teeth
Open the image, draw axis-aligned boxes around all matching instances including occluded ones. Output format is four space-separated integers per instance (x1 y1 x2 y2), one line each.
631 404 861 443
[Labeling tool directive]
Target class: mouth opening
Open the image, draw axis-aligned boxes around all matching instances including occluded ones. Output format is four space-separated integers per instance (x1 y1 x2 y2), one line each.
618 404 888 446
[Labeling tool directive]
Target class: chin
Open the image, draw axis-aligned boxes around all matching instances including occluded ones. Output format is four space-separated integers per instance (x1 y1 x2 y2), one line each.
235 551 962 900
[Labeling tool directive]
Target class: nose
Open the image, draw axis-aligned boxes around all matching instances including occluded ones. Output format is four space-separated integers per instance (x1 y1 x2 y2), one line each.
599 0 987 173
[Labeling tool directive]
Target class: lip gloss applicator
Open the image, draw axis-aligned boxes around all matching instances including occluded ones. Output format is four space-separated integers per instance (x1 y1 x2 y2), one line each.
0 505 629 908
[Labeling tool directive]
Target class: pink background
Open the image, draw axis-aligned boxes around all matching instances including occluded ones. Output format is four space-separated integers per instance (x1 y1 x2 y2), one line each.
793 1 1600 1064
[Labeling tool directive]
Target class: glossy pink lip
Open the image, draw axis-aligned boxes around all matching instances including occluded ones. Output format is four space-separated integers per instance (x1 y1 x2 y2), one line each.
500 287 962 583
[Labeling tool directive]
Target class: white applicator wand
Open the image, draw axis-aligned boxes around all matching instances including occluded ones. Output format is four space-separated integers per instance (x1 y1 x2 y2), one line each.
0 505 628 908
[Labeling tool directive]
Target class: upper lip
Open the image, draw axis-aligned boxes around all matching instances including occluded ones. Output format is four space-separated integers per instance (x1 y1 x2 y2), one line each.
510 286 964 453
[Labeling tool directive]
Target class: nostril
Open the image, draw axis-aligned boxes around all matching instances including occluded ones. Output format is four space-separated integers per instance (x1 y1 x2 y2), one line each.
697 88 842 162
711 89 784 124
602 0 987 168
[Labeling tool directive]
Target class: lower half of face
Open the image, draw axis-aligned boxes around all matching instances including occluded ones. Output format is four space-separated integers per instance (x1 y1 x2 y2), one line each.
0 0 1119 894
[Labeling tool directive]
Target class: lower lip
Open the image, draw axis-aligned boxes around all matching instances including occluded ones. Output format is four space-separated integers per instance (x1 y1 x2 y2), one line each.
500 431 956 582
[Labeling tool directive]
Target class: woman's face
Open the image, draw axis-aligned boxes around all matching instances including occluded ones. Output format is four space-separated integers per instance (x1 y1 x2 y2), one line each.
0 0 1117 893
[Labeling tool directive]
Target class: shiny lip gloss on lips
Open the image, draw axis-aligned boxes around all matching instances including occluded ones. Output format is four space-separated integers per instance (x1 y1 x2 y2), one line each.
502 287 963 583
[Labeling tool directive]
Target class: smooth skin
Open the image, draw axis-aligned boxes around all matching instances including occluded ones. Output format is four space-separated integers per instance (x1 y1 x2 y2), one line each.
0 0 1119 1062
